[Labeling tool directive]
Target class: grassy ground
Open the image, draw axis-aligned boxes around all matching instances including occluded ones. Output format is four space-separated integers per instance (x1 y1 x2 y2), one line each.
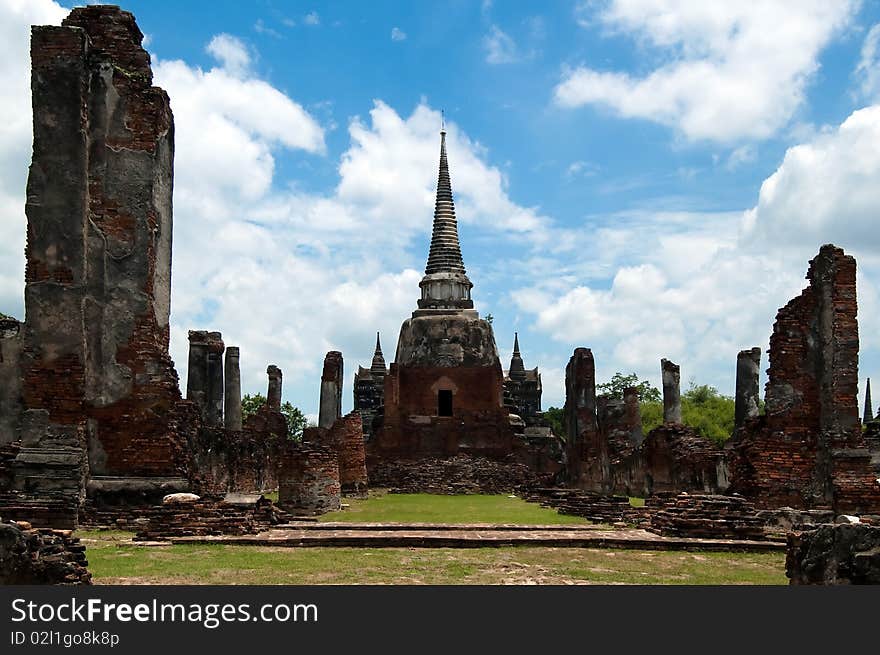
318 492 589 524
77 532 786 585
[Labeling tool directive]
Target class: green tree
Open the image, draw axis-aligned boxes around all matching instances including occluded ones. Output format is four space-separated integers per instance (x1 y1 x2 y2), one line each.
597 372 661 403
240 393 307 441
680 382 735 444
544 406 566 439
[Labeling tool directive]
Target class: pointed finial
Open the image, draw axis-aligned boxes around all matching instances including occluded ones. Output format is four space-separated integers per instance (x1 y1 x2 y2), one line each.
370 331 386 375
441 109 445 134
865 378 874 423
513 332 521 356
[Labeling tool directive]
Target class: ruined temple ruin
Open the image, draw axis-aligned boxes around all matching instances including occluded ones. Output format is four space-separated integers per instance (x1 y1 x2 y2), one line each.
3 5 880 588
0 6 359 534
728 245 880 514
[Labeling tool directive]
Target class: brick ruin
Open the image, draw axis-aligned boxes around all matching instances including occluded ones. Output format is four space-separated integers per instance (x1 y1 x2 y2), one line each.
0 6 367 541
0 521 91 585
728 245 880 514
564 350 727 497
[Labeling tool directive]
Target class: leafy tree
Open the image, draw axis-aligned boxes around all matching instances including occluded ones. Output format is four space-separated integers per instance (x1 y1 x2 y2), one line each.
544 406 566 439
680 382 735 444
241 393 307 441
597 372 661 403
598 373 735 444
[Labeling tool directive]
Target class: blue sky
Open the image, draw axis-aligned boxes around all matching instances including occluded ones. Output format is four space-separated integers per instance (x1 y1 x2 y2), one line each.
3 1 880 420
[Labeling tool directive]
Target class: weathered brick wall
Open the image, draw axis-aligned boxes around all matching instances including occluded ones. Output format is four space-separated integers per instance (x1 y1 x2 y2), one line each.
373 364 514 459
613 424 727 497
368 454 549 494
563 348 607 490
729 245 880 513
315 412 368 494
22 6 184 479
0 317 22 444
187 427 283 497
277 445 341 514
0 522 91 585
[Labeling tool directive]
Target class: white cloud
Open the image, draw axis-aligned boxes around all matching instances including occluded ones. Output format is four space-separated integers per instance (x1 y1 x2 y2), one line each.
205 33 251 76
484 25 518 64
304 11 320 26
856 23 880 100
516 100 880 402
391 27 407 42
725 144 757 171
555 0 858 142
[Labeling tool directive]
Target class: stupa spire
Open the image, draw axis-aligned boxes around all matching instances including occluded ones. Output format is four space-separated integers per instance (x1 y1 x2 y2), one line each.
509 332 526 379
370 332 386 376
424 129 466 275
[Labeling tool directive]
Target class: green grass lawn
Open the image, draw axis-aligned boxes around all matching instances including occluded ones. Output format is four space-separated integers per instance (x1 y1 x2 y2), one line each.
319 492 589 524
76 531 786 585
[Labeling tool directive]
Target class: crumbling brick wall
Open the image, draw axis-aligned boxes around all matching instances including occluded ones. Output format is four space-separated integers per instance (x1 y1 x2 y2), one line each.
738 247 875 509
0 316 22 444
277 445 341 514
187 428 283 497
0 522 91 585
614 424 727 497
310 412 368 495
22 6 184 479
729 245 880 513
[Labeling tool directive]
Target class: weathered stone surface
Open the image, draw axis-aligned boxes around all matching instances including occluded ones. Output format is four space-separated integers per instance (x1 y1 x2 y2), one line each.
223 347 242 431
564 348 604 489
266 365 282 412
277 445 341 515
368 454 548 494
503 333 543 426
353 333 386 438
395 315 499 368
0 522 91 585
318 351 343 429
648 493 768 541
0 316 23 444
729 245 880 513
186 427 283 496
132 496 288 541
735 347 761 428
786 523 880 584
22 5 183 481
163 492 200 504
661 358 682 424
186 331 224 428
311 412 368 495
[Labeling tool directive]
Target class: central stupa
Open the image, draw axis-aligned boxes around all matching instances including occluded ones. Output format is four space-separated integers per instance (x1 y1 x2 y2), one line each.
369 128 513 458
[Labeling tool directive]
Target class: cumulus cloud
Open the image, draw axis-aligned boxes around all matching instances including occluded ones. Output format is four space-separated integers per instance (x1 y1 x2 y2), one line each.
391 27 406 42
205 33 251 76
554 0 858 142
304 11 320 26
515 100 880 400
